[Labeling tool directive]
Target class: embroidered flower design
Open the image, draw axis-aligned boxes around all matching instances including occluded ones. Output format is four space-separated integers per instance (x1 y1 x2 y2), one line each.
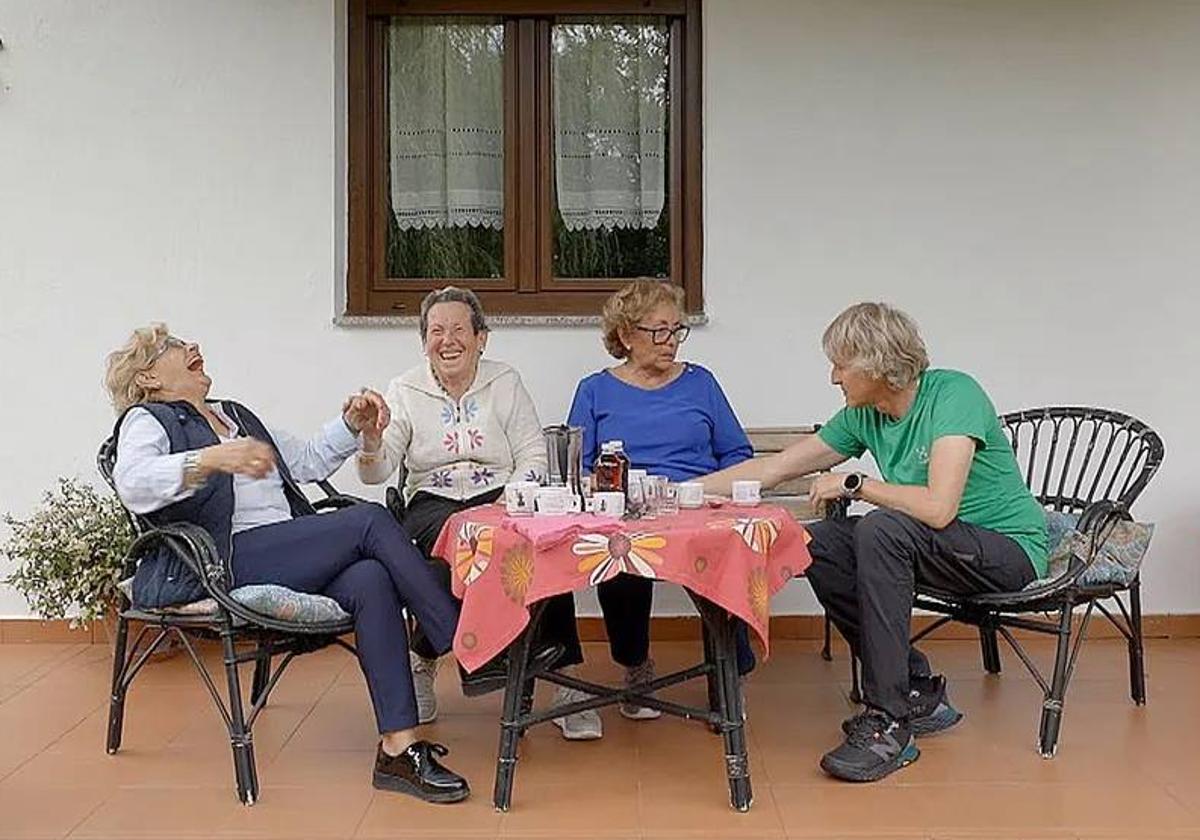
428 469 453 488
440 404 456 426
470 467 495 486
466 428 485 450
462 397 479 422
572 531 666 586
442 431 460 453
500 545 535 603
748 566 770 626
454 522 493 586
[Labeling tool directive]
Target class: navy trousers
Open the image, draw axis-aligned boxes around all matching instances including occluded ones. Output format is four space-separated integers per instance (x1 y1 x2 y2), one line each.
230 503 458 733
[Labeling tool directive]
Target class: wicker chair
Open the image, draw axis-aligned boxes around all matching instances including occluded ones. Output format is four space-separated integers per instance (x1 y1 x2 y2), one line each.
908 407 1163 757
97 436 362 805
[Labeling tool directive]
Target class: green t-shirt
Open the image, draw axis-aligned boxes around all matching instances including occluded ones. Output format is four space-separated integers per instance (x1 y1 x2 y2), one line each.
818 369 1048 576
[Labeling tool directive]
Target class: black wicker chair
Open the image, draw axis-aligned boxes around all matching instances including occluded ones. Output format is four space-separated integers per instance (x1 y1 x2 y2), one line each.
97 436 362 805
907 407 1163 757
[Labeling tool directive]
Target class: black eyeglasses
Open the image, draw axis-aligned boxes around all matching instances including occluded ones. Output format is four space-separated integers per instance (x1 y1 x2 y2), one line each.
634 324 690 345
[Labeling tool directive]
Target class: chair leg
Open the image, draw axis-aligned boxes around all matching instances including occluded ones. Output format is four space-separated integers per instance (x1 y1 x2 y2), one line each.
1038 602 1074 758
821 612 833 661
106 615 131 754
979 624 1002 674
250 646 271 708
849 652 862 705
1127 580 1147 706
702 621 722 734
220 626 259 805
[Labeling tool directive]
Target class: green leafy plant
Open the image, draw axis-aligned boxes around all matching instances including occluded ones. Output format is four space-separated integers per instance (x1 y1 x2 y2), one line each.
3 478 134 627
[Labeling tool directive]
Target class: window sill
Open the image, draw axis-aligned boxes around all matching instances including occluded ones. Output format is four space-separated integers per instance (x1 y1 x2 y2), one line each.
333 312 710 328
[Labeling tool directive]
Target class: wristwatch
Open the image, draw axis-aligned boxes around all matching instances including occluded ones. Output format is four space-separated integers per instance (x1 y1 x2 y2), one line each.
841 472 866 499
182 450 203 489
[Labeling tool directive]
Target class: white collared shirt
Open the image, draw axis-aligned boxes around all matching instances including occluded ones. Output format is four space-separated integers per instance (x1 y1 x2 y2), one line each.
113 402 360 534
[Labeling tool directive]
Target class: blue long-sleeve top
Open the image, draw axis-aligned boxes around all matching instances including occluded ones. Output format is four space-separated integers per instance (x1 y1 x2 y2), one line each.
566 363 753 482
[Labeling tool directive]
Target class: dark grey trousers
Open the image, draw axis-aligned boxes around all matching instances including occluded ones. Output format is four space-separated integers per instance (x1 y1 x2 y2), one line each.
805 509 1036 719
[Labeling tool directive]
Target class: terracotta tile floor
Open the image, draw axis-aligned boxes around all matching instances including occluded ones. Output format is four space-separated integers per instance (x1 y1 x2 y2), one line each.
1 637 1198 839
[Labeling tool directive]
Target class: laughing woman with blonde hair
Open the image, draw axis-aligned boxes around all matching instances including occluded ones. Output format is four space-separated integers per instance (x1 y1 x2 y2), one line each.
705 302 1047 784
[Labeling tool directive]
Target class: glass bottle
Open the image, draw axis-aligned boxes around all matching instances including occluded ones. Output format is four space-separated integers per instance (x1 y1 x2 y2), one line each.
594 440 630 494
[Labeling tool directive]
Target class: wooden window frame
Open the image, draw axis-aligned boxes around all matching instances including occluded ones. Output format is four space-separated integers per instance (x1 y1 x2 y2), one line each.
346 0 703 317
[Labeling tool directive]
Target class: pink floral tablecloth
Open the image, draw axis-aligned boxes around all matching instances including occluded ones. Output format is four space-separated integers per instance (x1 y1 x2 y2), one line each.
432 503 813 672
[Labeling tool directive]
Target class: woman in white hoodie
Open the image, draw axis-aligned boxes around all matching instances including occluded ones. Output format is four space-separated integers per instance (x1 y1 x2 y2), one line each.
357 287 573 723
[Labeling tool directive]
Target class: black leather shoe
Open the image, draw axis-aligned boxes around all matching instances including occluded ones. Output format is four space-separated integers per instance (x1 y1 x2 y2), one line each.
372 741 469 804
460 641 565 697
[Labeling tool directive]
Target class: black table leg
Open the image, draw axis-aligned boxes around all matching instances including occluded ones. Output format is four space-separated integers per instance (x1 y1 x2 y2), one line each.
492 602 547 812
694 597 752 811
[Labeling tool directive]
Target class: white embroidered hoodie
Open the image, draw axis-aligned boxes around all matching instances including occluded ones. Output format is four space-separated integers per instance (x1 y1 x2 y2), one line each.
357 358 546 502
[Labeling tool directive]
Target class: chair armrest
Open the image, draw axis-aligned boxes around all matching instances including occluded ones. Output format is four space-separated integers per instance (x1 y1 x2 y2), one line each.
128 521 229 593
313 479 369 510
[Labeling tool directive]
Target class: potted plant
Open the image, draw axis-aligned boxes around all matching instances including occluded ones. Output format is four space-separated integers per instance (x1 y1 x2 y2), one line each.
3 478 134 634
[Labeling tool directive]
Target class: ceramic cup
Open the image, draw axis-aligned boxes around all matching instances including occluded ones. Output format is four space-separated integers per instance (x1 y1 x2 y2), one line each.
504 481 539 516
677 481 705 509
731 479 762 507
534 486 571 516
592 491 626 518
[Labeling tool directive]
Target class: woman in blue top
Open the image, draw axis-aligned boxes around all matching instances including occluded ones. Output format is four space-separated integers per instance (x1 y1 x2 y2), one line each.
551 280 753 741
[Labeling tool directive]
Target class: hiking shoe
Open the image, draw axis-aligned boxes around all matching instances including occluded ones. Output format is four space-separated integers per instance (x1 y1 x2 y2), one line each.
620 659 662 720
410 652 439 725
908 674 963 736
551 685 603 741
821 711 919 782
841 674 963 738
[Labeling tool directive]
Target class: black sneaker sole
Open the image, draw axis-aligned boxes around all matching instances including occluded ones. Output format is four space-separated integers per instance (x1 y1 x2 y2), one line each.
910 702 963 736
820 740 920 783
372 770 470 804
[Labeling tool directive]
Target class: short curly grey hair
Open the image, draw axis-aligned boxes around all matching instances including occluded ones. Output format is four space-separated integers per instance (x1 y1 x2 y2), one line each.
600 280 685 360
419 286 489 342
822 302 929 390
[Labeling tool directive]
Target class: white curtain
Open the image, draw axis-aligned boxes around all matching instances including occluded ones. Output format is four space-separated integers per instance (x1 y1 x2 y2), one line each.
388 20 505 231
553 19 668 232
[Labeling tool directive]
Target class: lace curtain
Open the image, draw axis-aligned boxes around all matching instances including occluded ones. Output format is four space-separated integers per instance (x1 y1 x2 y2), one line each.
552 19 668 232
388 20 505 231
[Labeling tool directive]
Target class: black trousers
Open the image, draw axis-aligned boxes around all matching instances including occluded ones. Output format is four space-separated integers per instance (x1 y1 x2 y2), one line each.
805 509 1036 720
231 504 457 733
402 490 582 665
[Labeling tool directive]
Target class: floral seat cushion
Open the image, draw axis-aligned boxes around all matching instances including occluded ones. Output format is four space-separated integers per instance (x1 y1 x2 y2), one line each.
128 582 350 624
1024 509 1154 589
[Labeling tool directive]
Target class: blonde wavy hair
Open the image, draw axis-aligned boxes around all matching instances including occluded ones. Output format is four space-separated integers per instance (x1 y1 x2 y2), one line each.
600 280 686 359
822 302 929 390
104 322 172 413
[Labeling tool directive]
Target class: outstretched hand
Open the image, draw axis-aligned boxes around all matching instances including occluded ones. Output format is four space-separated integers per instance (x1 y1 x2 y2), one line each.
343 388 390 446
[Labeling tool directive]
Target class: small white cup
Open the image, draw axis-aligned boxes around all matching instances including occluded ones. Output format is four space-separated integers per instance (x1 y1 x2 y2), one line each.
677 481 705 509
592 491 626 518
534 486 570 516
731 479 762 507
504 481 539 516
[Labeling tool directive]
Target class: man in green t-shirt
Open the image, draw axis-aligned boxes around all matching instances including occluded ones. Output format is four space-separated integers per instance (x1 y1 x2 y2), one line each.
705 302 1047 783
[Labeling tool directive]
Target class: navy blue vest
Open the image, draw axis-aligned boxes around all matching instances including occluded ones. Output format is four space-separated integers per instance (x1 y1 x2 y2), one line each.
113 400 316 607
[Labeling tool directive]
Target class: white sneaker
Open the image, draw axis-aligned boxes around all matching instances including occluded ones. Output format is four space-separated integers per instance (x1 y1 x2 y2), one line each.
620 659 662 720
551 685 603 741
410 651 439 724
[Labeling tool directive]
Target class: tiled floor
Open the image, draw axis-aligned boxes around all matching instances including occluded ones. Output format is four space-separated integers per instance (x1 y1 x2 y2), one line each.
1 636 1198 839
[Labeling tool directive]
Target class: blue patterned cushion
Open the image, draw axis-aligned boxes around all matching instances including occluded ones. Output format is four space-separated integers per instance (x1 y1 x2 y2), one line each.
229 584 350 624
1032 510 1154 587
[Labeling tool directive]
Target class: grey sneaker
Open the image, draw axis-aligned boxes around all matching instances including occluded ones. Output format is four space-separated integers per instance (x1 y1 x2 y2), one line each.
552 686 603 740
410 651 439 724
620 659 662 721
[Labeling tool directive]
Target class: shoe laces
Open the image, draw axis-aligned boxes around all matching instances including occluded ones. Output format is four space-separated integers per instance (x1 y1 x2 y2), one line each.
626 658 655 686
412 655 439 677
844 711 896 749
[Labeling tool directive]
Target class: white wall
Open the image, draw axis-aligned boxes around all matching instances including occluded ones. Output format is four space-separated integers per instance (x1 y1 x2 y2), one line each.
1 0 1197 618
